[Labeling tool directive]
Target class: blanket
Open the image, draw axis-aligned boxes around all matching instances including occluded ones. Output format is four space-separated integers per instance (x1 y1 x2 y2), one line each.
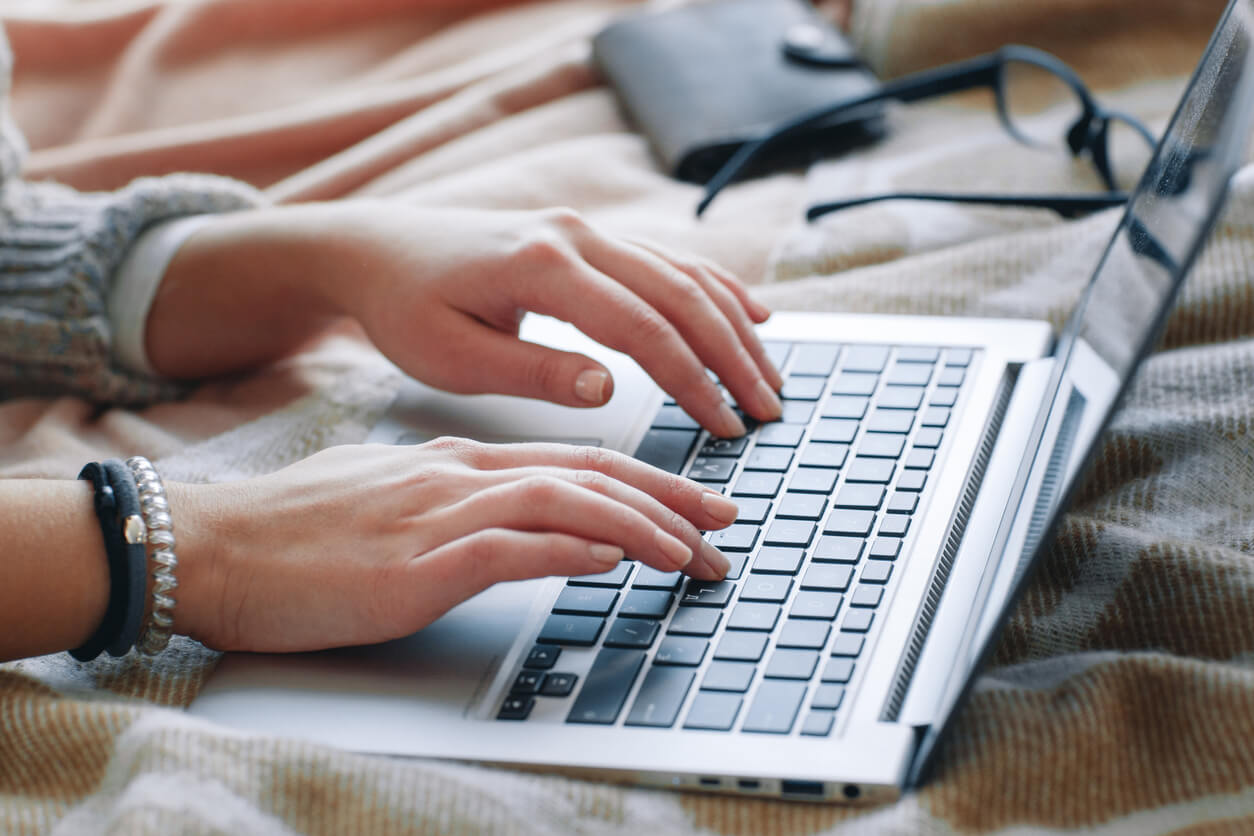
3 0 1252 832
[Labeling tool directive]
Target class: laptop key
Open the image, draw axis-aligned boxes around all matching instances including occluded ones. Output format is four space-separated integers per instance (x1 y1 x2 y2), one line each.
765 649 820 680
540 673 578 697
706 524 760 551
524 644 561 670
797 442 850 469
781 376 826 401
811 684 846 710
929 388 959 408
775 492 827 520
727 602 781 631
684 691 743 731
763 341 793 370
821 395 868 419
568 562 633 588
842 345 890 372
801 711 835 737
763 519 816 548
897 470 928 492
824 509 875 537
654 636 709 666
512 671 544 694
858 433 906 459
756 424 805 447
741 681 807 734
714 630 769 662
943 347 973 367
633 566 684 591
937 367 966 387
625 667 695 728
896 346 940 363
831 371 878 396
635 428 699 475
700 436 749 457
821 658 855 683
687 456 736 482
885 363 933 387
790 591 843 620
801 564 854 592
604 618 660 648
733 497 772 525
752 546 806 574
905 449 935 470
850 586 884 608
681 581 736 607
566 648 646 725
653 405 701 430
732 472 783 498
865 409 915 434
877 386 924 410
744 447 794 471
860 560 894 584
724 554 749 580
834 483 885 510
702 661 757 692
740 576 793 603
843 610 875 633
618 590 674 619
789 468 838 494
538 614 605 646
829 633 865 657
813 536 864 563
845 457 896 484
887 492 919 514
878 514 911 537
498 695 535 721
789 344 840 376
777 619 830 649
780 401 815 424
921 407 951 427
668 606 722 636
811 419 858 444
868 538 900 560
552 587 619 616
913 427 944 448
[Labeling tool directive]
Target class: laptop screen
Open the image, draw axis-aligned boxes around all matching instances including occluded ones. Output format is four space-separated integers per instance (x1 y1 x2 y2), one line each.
910 0 1254 785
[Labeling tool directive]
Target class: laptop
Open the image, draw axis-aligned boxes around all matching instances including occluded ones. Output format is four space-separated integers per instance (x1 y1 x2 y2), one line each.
190 0 1254 802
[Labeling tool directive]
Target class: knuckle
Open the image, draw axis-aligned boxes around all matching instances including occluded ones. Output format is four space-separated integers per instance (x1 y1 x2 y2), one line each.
671 275 711 314
542 206 586 232
626 304 672 344
573 445 619 475
570 467 611 494
424 435 483 464
514 230 569 269
522 351 568 397
518 475 564 508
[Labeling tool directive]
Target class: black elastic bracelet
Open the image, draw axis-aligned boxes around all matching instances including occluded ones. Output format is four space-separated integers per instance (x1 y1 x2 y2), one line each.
71 462 127 661
102 459 147 657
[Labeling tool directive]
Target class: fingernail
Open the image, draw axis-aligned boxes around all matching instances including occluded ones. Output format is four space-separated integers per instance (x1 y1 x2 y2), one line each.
654 529 693 569
755 378 783 419
749 297 772 320
574 369 610 404
700 541 732 578
718 403 748 438
701 490 739 525
588 544 625 566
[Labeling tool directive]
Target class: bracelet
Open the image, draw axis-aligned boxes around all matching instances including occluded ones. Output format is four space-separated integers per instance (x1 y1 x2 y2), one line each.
126 456 178 655
71 460 147 661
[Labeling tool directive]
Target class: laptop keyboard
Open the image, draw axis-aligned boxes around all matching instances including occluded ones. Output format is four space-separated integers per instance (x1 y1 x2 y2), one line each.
496 341 974 736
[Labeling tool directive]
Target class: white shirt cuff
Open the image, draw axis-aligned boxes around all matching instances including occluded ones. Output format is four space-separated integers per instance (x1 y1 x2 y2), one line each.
107 215 215 377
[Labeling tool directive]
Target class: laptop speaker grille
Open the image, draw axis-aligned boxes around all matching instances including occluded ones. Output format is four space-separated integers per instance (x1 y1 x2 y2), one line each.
880 366 1019 722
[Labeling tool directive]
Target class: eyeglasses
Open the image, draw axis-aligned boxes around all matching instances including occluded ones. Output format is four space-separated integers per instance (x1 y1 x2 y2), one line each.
695 45 1158 219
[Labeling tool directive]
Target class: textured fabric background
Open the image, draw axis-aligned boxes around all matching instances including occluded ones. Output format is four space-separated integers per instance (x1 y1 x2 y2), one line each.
3 0 1252 832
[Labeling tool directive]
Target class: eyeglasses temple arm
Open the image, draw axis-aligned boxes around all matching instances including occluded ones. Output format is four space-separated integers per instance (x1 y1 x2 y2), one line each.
805 191 1129 221
695 56 1003 217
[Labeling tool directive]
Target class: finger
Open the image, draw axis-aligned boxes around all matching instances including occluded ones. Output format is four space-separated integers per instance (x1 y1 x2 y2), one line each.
511 254 746 438
417 475 722 578
472 442 740 532
416 311 616 407
411 529 628 622
471 462 733 579
628 238 773 324
577 237 782 424
632 243 777 391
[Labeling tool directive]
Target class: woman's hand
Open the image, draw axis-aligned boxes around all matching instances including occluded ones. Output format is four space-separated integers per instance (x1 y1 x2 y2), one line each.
169 440 738 653
147 203 783 438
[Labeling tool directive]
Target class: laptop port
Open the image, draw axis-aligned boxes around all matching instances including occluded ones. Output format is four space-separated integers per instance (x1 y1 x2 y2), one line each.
737 779 761 791
699 777 721 787
842 784 861 800
781 780 825 798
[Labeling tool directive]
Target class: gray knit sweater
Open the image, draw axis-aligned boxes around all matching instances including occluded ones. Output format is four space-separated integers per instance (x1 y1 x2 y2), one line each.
0 32 265 405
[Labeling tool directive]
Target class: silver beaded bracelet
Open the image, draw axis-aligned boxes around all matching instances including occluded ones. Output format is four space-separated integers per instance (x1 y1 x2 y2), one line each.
126 456 178 655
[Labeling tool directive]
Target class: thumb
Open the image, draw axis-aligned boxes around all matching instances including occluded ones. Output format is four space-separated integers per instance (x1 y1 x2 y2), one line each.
447 326 616 407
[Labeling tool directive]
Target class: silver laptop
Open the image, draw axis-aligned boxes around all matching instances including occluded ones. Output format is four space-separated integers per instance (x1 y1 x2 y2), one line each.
190 0 1254 802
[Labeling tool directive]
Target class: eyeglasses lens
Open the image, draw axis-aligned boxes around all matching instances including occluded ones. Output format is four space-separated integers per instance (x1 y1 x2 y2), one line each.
1000 59 1087 148
1107 118 1156 191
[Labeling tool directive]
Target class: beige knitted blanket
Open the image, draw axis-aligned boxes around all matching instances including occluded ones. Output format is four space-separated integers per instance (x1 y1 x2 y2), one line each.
4 0 1252 832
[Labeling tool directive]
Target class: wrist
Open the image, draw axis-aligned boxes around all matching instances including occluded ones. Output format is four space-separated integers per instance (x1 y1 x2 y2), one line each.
163 481 230 648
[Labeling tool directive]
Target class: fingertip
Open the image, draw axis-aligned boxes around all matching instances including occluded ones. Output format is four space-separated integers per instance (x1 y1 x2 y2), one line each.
700 490 739 527
588 543 626 567
574 367 612 405
747 297 772 323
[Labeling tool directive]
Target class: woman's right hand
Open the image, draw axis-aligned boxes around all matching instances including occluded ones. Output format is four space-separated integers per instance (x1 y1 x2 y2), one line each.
169 440 737 654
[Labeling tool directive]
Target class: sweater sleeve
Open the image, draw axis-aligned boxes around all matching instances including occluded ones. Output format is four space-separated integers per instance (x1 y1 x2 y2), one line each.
0 174 266 405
